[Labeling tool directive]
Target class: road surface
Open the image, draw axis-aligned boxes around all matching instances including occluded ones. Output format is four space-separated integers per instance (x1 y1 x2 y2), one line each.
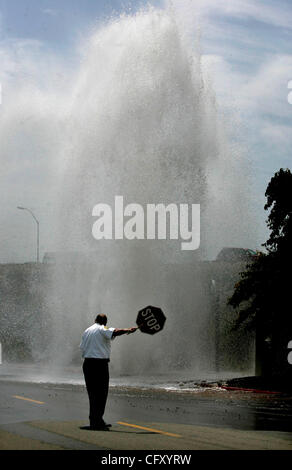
0 378 291 450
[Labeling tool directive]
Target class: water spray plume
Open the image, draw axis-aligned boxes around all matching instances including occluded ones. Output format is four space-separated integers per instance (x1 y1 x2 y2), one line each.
1 7 256 377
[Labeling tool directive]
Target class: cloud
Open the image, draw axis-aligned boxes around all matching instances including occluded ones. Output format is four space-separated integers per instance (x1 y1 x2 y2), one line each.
167 0 292 247
201 51 292 184
42 8 58 17
168 0 292 132
239 55 292 116
169 0 292 30
261 122 292 148
202 53 292 118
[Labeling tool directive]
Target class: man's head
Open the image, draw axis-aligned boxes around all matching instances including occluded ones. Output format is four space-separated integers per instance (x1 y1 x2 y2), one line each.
95 313 108 326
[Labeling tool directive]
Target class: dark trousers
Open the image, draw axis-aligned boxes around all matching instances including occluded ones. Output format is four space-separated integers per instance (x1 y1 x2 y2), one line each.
82 358 109 427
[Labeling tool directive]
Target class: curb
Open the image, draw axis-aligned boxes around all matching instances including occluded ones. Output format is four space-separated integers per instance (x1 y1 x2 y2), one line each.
220 385 280 394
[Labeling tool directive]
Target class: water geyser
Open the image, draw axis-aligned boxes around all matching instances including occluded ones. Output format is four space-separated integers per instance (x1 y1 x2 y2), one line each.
41 7 255 377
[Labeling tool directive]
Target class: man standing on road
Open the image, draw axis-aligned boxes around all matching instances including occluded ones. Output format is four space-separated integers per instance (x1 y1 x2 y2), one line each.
80 313 137 431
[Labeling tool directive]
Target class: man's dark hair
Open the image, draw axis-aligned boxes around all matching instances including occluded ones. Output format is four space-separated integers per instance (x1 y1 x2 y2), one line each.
95 314 107 325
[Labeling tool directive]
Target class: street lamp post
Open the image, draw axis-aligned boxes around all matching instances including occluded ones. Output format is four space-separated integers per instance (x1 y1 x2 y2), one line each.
17 206 40 263
211 279 220 372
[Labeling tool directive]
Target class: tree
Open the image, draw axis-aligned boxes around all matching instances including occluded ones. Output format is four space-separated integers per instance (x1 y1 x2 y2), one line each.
264 168 292 256
228 168 292 376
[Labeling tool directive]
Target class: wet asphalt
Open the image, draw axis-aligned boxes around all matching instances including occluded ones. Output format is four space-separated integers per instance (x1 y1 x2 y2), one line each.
0 378 291 450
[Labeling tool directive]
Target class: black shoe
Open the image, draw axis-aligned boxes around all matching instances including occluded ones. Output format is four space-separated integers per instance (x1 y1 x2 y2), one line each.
80 425 110 431
92 425 110 431
102 421 112 428
79 425 94 431
93 420 112 428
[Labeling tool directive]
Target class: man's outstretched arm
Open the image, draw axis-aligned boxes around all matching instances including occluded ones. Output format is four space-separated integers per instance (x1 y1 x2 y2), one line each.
112 327 137 337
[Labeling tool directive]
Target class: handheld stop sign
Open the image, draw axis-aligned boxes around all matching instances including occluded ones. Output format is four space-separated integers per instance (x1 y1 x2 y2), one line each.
136 305 166 335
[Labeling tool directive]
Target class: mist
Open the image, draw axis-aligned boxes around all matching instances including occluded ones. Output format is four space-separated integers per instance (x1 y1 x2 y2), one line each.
0 6 258 375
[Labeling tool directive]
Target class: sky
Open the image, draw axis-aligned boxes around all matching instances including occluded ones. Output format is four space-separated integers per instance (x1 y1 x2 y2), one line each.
0 0 291 263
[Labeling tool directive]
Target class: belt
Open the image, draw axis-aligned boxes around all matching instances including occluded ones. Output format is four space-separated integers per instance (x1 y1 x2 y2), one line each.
84 357 110 362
